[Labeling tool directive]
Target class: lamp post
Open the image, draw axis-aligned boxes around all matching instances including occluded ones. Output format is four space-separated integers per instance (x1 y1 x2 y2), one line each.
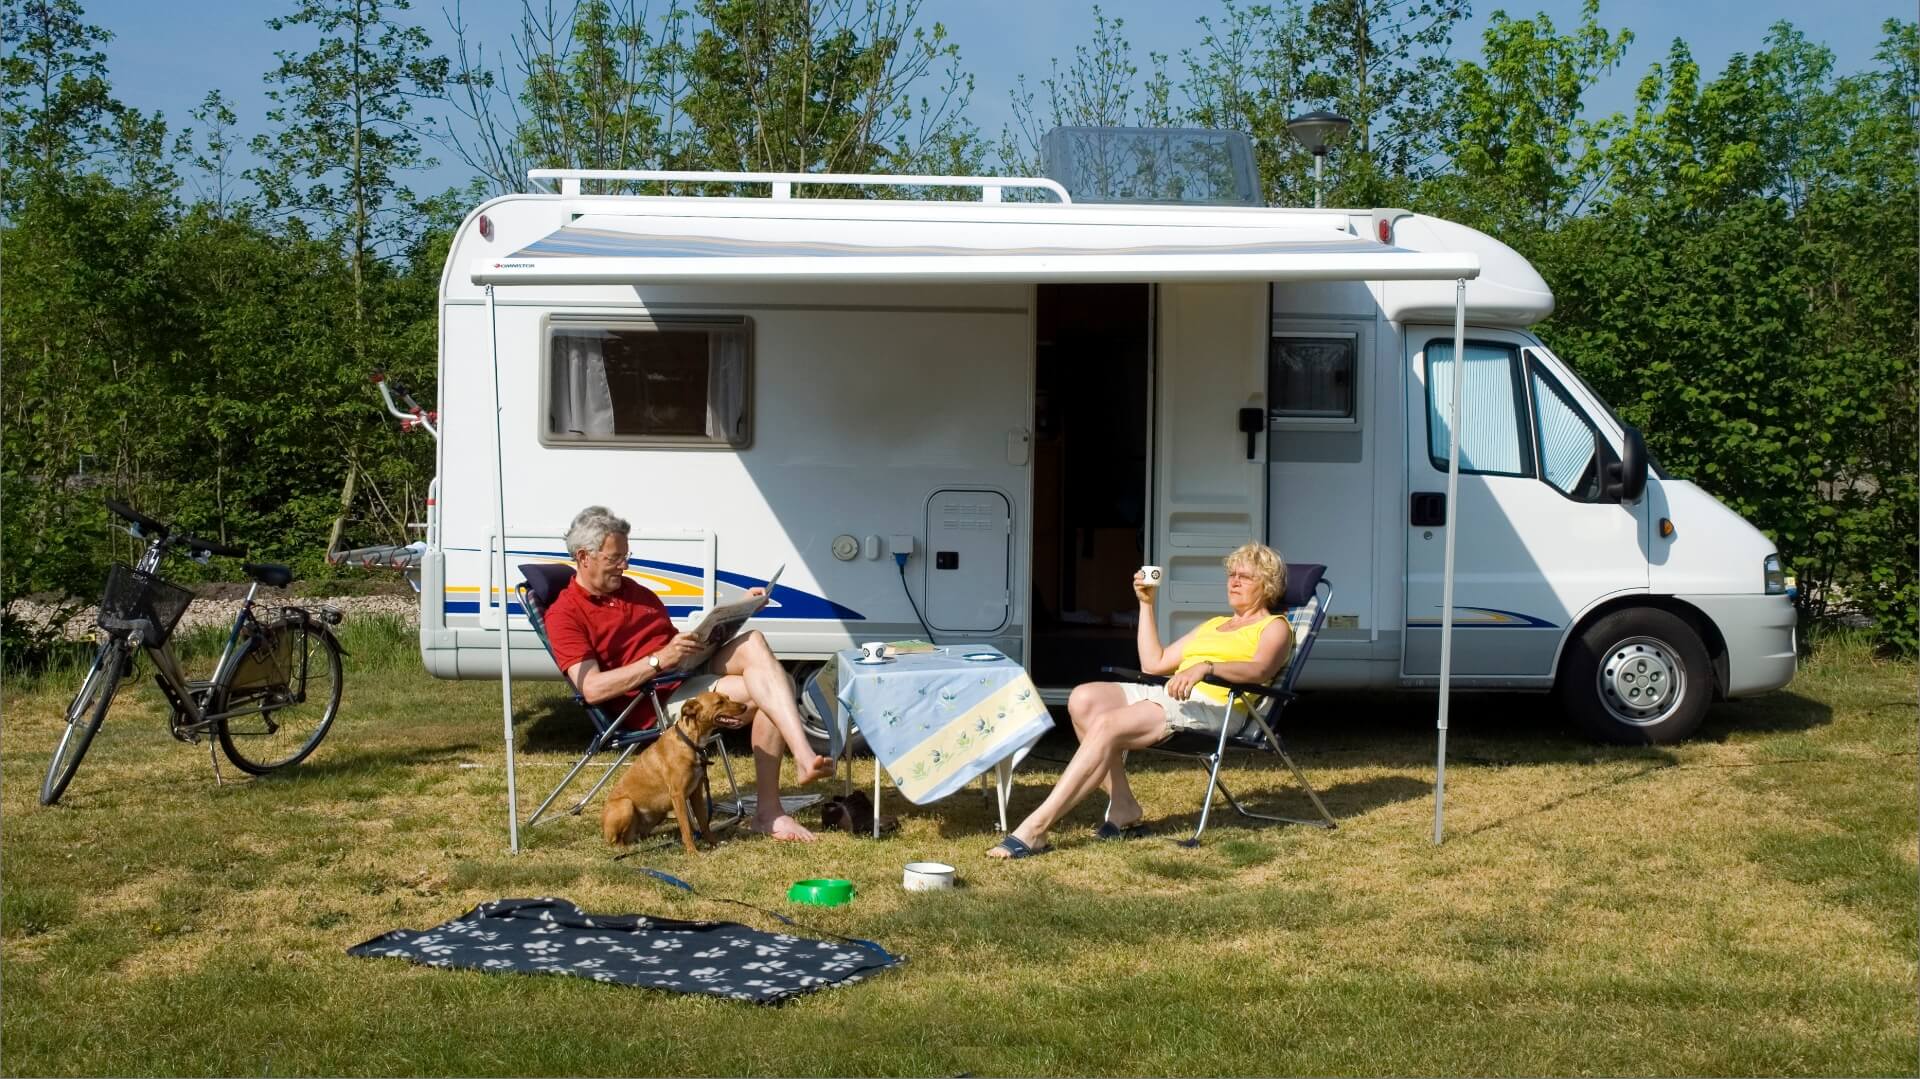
1285 110 1353 208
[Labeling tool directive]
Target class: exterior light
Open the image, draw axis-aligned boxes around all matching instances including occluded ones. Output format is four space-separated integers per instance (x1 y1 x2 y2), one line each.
1285 110 1353 208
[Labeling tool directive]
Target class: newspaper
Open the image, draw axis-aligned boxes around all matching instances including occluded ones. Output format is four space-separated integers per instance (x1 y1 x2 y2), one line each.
681 564 782 668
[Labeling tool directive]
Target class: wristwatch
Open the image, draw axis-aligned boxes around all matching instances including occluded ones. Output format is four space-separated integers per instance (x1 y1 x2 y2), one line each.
645 653 661 671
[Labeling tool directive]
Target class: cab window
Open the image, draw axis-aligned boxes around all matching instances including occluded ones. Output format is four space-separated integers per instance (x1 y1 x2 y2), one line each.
1424 341 1531 477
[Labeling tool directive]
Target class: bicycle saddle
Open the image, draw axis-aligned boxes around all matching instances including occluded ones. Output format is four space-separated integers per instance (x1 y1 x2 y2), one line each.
242 562 293 588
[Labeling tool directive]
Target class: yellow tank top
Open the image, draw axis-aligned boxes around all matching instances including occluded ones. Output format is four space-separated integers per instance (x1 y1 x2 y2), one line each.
1178 614 1288 706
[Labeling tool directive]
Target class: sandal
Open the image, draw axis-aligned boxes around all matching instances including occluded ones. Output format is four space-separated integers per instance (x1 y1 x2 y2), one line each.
1094 820 1150 841
986 834 1053 859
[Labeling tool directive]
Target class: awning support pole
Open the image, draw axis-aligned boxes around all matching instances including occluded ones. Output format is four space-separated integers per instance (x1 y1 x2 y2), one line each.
487 283 521 854
1435 278 1466 845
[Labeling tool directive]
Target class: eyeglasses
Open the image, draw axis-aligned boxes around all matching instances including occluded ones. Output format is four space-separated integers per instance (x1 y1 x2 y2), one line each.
1226 570 1259 582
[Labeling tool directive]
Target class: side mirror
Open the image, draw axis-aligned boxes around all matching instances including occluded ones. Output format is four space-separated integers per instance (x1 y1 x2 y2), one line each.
1602 425 1648 504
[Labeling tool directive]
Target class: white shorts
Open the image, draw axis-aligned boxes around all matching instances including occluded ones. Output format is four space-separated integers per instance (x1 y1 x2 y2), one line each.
662 673 724 720
1118 683 1245 741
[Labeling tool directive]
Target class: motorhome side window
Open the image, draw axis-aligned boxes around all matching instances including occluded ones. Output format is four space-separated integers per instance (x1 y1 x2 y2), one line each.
545 320 751 447
1527 359 1605 501
1424 341 1532 477
1269 335 1355 419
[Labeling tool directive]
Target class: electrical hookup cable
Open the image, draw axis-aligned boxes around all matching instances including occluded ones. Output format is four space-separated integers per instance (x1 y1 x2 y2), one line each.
895 551 937 643
633 867 900 965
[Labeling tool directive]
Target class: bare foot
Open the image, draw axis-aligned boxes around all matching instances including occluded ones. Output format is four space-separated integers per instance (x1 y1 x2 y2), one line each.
793 754 835 784
751 814 817 842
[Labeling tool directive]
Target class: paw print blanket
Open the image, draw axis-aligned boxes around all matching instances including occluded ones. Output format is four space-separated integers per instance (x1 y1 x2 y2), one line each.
348 897 902 1004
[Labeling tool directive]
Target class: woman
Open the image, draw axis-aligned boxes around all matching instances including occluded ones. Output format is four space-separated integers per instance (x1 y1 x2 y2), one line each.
987 542 1292 859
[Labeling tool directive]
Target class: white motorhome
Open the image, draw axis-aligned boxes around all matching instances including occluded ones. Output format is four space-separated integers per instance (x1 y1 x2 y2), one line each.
415 131 1796 745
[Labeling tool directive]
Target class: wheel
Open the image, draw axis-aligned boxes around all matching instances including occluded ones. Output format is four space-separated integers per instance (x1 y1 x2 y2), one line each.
214 616 342 774
41 639 127 805
1556 607 1713 744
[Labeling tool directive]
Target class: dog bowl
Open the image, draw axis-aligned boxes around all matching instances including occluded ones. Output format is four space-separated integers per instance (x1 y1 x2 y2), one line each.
787 878 855 906
902 861 956 892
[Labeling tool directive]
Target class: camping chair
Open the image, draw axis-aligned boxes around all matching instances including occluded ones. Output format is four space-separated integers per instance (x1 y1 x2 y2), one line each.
516 563 743 832
1105 563 1336 846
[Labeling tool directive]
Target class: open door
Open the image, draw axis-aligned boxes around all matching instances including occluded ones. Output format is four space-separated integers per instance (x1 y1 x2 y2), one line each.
1029 284 1152 688
1151 283 1271 641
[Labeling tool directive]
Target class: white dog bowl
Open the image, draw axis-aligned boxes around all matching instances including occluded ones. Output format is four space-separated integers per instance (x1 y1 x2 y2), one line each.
902 861 956 892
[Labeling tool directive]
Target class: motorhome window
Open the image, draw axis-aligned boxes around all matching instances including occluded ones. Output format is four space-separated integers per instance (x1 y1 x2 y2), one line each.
545 321 750 447
1424 341 1532 477
1269 335 1355 419
1530 346 1670 480
1528 361 1603 500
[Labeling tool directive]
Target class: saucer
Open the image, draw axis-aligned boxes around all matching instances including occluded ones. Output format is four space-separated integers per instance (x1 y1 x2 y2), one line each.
961 652 1002 662
853 656 893 665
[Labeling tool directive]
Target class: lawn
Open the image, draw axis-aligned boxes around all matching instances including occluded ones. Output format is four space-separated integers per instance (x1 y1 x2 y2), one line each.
3 619 1914 1076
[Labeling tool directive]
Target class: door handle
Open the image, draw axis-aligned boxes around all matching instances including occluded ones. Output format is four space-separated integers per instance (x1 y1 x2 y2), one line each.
1411 492 1447 527
1237 407 1264 460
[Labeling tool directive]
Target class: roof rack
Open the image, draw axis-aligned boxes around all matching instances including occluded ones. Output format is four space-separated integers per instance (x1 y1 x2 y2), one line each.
526 168 1071 204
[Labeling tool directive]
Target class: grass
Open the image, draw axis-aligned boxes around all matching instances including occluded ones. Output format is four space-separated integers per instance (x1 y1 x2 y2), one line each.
2 621 1914 1076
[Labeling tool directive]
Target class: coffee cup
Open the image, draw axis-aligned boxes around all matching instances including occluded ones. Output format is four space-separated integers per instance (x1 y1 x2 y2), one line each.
859 641 889 662
1138 565 1164 587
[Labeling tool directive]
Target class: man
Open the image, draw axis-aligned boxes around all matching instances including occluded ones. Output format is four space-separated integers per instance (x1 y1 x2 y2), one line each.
545 506 834 842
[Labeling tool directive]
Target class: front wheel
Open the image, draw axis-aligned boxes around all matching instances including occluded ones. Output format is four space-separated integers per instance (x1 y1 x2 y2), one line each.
214 616 343 775
1556 607 1713 744
42 639 128 805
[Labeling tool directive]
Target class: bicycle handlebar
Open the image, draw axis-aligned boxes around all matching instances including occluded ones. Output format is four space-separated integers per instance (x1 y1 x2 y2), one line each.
105 497 168 537
103 498 245 558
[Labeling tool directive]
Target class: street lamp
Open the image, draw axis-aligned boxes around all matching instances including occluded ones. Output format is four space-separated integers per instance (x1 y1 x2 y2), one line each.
1285 110 1352 208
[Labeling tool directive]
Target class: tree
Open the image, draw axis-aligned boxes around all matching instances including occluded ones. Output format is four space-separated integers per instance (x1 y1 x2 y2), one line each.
1438 0 1632 230
251 0 448 552
446 0 981 196
1530 19 1918 654
0 0 121 206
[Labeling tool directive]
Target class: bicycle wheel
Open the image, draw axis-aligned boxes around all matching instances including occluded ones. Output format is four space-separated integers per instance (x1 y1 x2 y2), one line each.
41 639 127 805
214 616 342 775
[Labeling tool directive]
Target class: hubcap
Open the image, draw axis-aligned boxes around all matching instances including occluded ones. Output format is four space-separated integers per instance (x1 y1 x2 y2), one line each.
1595 635 1685 726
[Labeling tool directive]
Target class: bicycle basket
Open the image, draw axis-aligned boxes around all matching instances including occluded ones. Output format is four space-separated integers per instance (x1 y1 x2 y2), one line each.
97 563 194 645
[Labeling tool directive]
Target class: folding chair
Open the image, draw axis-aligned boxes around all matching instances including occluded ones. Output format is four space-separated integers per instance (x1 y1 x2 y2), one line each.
516 563 743 832
1105 562 1336 845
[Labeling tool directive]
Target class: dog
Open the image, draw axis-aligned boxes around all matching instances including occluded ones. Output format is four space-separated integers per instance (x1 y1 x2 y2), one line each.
601 691 751 852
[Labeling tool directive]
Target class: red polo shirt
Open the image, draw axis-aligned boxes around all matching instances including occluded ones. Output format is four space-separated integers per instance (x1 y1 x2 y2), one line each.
544 576 677 727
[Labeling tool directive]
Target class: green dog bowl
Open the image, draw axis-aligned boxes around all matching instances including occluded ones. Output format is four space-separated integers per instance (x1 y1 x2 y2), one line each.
788 878 855 907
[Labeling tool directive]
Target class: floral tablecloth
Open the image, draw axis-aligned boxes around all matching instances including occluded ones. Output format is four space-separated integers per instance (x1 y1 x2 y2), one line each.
834 647 1053 805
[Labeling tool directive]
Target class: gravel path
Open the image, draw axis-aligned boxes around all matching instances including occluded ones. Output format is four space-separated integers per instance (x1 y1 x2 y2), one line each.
6 593 419 641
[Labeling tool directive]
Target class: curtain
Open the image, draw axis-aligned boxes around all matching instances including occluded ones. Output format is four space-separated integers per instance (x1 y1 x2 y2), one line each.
550 333 615 437
707 329 748 442
1427 343 1524 475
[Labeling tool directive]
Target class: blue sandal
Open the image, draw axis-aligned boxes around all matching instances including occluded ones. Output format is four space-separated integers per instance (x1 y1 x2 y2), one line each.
1094 820 1150 841
988 834 1053 859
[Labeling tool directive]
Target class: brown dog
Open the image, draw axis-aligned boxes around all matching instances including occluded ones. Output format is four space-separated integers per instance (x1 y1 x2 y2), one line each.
601 691 751 852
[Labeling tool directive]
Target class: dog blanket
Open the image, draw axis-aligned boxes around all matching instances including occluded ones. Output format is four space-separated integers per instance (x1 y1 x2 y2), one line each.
348 897 901 1005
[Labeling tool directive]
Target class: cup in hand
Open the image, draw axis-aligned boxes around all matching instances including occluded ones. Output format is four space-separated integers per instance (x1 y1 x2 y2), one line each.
859 641 889 662
1138 565 1164 587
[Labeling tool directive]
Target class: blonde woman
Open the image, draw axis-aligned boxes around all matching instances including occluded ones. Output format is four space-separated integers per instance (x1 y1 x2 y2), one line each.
988 543 1292 859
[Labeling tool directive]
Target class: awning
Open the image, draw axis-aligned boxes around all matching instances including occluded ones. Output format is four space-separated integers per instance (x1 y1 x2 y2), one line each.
472 212 1479 285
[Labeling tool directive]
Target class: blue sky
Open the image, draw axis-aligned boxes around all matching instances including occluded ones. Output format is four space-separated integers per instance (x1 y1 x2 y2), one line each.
85 0 1906 196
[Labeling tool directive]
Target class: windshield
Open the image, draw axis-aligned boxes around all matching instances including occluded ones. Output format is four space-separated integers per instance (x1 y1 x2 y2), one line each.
1525 343 1668 480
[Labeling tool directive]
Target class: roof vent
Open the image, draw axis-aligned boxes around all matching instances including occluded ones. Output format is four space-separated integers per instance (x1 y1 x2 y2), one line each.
1039 126 1262 206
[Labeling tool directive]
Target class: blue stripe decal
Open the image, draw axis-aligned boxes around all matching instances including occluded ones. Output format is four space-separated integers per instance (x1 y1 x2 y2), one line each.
450 548 866 622
1406 605 1558 629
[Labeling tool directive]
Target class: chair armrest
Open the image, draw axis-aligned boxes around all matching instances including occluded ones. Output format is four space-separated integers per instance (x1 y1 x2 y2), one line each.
1100 666 1167 686
1200 673 1294 703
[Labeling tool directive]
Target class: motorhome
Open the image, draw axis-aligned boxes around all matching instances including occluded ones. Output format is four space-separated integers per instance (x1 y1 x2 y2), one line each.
412 129 1796 746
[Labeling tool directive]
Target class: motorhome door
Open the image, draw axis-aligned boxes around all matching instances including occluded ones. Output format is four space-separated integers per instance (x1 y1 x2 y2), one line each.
1151 282 1271 641
1402 333 1649 680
